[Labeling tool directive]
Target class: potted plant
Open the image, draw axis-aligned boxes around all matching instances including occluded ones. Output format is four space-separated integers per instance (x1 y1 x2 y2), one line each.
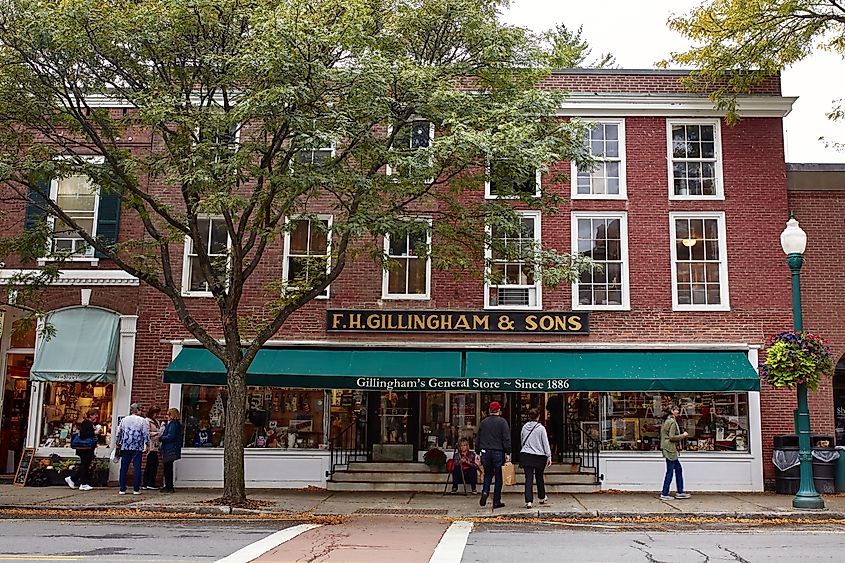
423 448 447 472
760 330 833 391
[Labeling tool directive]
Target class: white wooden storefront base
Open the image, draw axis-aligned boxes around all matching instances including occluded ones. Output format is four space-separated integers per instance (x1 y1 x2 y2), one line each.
174 449 331 488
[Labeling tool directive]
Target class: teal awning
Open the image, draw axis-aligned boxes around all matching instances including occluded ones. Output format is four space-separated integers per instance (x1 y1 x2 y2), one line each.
466 350 760 392
163 347 464 388
163 347 759 392
30 308 120 383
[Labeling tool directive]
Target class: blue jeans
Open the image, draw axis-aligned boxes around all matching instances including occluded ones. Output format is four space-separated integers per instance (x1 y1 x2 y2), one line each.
661 458 684 496
481 450 505 505
451 465 478 491
119 450 143 492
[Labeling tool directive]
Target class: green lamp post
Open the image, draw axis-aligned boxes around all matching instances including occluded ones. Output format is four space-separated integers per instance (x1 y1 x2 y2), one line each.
780 214 824 510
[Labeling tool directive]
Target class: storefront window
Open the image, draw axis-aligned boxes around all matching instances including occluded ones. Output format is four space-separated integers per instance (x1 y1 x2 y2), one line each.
598 392 749 452
421 392 478 450
40 382 114 448
329 390 366 440
180 385 326 449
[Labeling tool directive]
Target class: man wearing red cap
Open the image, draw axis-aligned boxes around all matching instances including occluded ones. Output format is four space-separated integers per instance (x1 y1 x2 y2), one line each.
476 400 511 509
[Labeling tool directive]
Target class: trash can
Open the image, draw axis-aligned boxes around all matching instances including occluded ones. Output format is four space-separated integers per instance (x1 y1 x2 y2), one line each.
835 446 845 493
772 434 839 494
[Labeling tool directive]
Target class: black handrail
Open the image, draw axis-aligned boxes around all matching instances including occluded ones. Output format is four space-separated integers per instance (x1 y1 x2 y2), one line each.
561 418 602 484
326 420 369 479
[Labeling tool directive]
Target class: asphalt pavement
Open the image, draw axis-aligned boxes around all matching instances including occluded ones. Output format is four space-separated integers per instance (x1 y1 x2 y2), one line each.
2 484 845 520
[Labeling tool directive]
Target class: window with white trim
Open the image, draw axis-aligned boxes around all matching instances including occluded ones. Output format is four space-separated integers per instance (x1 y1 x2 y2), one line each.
670 212 730 310
572 212 629 309
572 120 626 199
50 174 99 256
668 120 722 199
386 120 433 177
382 220 431 299
182 217 230 296
295 143 335 165
283 216 332 298
485 160 540 199
485 211 541 309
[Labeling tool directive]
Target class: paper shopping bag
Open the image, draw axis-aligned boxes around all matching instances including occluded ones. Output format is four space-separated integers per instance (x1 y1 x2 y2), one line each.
502 461 517 486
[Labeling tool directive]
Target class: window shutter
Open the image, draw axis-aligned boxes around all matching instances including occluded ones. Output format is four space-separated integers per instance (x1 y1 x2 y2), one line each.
94 192 121 258
23 176 51 231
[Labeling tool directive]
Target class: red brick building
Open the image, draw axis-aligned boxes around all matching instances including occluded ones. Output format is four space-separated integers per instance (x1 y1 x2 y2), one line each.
3 69 822 492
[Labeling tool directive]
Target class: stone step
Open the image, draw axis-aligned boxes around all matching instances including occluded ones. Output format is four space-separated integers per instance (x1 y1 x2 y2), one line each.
345 462 583 474
330 470 597 485
325 481 600 493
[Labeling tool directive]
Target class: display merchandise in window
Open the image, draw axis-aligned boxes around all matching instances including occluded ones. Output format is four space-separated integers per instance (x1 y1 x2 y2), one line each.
180 385 326 449
591 392 749 452
420 392 478 450
40 382 113 448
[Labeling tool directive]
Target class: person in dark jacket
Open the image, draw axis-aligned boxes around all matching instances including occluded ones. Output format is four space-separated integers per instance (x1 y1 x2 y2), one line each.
476 401 511 509
66 409 100 491
159 407 184 493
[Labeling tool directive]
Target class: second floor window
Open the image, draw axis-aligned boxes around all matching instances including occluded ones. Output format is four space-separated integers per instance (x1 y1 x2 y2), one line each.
573 120 625 199
283 217 331 298
670 212 729 310
182 217 229 295
51 174 99 256
387 120 433 177
486 160 540 199
383 221 431 299
573 212 629 309
668 120 722 199
486 211 541 309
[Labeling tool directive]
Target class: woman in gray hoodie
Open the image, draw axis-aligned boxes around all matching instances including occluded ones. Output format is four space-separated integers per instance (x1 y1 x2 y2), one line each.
520 408 552 508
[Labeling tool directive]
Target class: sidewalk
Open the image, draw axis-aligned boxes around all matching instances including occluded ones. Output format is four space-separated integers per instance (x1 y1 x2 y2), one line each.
2 485 845 520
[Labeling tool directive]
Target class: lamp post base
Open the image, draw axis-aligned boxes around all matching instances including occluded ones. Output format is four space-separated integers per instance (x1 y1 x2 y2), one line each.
792 493 825 510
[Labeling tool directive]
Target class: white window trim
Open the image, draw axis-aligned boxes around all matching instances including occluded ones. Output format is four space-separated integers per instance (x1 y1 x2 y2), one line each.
381 217 432 301
484 163 542 200
282 214 333 300
571 211 630 311
484 210 542 311
571 118 627 200
295 142 336 165
37 155 105 266
181 216 232 298
669 211 731 312
385 120 435 177
667 118 724 201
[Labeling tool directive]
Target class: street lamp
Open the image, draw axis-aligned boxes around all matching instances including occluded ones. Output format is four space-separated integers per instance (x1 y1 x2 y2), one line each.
780 213 824 509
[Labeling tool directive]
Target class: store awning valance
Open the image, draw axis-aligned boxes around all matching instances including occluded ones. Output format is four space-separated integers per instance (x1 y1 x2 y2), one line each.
163 347 759 392
30 308 120 383
465 350 760 392
163 347 464 388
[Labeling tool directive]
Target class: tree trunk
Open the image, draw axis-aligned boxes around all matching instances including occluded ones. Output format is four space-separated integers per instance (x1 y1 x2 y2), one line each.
221 367 247 504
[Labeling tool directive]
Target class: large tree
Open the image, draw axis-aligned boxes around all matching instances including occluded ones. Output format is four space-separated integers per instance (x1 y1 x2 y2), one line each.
666 0 845 132
0 0 591 504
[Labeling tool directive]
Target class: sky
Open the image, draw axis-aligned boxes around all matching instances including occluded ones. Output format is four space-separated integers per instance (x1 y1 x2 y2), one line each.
502 0 845 164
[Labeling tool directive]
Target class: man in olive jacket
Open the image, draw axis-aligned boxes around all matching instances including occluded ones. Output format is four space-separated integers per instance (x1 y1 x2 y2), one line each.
477 401 511 509
660 405 691 500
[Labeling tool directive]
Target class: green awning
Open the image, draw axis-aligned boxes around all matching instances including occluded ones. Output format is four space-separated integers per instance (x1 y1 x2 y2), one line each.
30 308 120 383
465 350 760 392
163 347 759 392
163 347 464 388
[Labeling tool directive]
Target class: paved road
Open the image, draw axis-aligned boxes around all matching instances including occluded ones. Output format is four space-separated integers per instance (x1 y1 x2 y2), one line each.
2 517 845 562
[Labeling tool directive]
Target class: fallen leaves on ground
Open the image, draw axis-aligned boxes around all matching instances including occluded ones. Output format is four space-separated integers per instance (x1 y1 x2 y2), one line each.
197 497 275 509
0 507 343 525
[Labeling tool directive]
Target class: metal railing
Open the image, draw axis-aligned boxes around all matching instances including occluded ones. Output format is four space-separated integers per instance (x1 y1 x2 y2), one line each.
561 418 602 484
326 421 369 479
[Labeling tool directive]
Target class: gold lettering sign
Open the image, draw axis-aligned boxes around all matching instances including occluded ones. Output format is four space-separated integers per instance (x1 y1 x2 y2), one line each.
326 310 589 335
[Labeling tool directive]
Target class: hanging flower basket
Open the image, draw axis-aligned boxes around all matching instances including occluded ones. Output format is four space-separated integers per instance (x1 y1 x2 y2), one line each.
760 331 833 391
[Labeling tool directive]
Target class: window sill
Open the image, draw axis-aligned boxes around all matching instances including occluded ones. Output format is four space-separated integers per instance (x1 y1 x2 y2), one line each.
668 194 725 201
571 193 627 201
37 257 99 267
181 291 214 298
381 294 431 301
672 304 731 312
573 304 630 311
484 304 542 311
484 193 541 200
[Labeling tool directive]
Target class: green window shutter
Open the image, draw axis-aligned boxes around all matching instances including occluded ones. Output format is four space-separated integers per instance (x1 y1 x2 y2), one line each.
23 176 51 231
94 192 121 258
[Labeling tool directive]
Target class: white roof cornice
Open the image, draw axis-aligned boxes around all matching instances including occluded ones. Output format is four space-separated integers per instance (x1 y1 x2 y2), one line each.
0 268 139 286
558 93 797 118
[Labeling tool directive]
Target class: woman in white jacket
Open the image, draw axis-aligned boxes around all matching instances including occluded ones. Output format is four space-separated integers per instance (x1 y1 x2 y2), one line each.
520 408 552 509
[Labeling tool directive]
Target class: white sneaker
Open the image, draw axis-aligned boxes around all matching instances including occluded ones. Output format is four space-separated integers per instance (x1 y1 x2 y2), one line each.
79 484 93 491
132 490 141 495
539 497 548 505
119 490 127 495
659 494 673 500
526 502 532 509
675 492 691 499
65 476 76 489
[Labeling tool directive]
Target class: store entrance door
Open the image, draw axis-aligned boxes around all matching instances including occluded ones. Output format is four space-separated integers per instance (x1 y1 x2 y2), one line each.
367 391 420 461
1 353 33 473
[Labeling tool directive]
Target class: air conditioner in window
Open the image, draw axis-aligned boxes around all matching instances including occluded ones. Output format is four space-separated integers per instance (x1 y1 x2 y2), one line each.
493 287 531 306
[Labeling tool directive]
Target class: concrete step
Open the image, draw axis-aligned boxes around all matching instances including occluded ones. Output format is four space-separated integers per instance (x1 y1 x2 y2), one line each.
345 462 584 474
330 470 597 485
326 481 600 493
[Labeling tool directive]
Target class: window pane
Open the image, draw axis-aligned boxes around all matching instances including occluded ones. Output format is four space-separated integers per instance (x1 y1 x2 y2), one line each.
579 286 592 305
189 256 207 291
408 231 427 254
56 176 97 212
407 257 426 294
678 285 691 304
387 260 407 294
310 222 329 253
388 233 408 256
410 122 430 148
289 220 310 253
197 219 211 253
707 284 722 304
210 219 228 254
